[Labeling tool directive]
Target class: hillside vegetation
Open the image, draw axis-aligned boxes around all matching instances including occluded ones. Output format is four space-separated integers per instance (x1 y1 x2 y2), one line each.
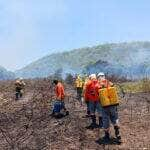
15 41 150 79
120 78 150 93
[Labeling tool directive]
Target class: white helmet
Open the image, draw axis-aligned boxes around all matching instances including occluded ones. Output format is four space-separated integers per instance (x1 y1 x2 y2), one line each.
19 77 23 81
97 72 105 80
97 72 105 77
89 74 96 80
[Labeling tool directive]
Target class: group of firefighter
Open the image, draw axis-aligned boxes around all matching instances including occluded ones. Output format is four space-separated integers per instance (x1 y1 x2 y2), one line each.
75 72 121 143
14 72 121 144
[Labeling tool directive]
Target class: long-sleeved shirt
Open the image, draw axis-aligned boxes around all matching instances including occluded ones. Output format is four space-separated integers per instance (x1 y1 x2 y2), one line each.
55 82 65 100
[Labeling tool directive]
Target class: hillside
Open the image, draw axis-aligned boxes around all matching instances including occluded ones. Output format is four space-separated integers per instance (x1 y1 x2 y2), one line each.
15 41 150 78
0 66 15 80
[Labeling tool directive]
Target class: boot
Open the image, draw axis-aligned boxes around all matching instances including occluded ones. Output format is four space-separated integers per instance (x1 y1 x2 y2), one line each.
15 93 19 100
99 116 103 128
50 110 55 117
102 131 110 143
20 92 23 98
114 126 122 143
86 115 98 129
65 111 69 116
55 113 64 119
85 110 91 117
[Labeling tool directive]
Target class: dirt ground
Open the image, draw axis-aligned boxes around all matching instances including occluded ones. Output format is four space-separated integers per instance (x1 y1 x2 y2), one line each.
0 79 150 150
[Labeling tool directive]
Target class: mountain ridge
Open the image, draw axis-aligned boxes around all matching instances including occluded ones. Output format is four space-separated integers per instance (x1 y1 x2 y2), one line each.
15 41 150 79
0 66 15 80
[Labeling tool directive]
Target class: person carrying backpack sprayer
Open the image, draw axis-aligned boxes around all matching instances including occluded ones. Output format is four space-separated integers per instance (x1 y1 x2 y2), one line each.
85 74 103 129
98 72 121 144
51 80 69 118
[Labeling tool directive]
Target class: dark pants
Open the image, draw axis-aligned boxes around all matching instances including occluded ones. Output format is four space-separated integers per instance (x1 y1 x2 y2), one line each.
89 101 102 116
102 106 119 129
76 87 83 101
16 87 23 100
53 100 66 113
52 100 68 118
85 101 90 115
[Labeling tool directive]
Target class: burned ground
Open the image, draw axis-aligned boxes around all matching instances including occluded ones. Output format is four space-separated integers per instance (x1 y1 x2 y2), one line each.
0 79 150 150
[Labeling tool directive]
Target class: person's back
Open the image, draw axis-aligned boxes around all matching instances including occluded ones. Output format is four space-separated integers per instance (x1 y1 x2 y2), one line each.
15 80 21 88
75 76 83 88
97 72 121 143
85 79 100 102
15 80 25 89
52 80 69 118
15 78 25 100
75 75 83 101
55 82 65 100
85 74 103 129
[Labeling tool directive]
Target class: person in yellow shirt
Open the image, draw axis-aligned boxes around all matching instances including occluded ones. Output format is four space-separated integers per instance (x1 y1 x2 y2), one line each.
75 75 83 102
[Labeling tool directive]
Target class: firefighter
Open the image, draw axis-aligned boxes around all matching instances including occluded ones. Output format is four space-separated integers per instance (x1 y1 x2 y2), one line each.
15 78 26 100
75 75 84 102
51 80 69 118
85 74 103 129
97 72 121 144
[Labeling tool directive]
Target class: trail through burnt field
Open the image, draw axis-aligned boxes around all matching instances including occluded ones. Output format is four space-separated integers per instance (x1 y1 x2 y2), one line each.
0 79 150 150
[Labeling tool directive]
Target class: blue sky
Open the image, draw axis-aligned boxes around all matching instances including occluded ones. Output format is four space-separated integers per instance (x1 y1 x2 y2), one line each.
0 0 150 71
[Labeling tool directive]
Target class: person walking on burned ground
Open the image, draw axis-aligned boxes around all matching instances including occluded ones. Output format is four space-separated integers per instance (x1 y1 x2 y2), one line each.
85 74 103 129
15 78 26 100
51 79 69 118
97 72 122 144
75 75 84 102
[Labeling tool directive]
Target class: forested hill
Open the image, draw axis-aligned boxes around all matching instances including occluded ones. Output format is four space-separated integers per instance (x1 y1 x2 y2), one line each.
15 41 150 79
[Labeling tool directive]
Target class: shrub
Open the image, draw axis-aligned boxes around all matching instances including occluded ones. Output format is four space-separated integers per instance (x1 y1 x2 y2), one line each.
141 78 150 92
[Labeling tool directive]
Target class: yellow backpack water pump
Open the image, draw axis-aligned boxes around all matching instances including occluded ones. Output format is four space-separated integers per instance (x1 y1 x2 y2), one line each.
99 87 119 107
